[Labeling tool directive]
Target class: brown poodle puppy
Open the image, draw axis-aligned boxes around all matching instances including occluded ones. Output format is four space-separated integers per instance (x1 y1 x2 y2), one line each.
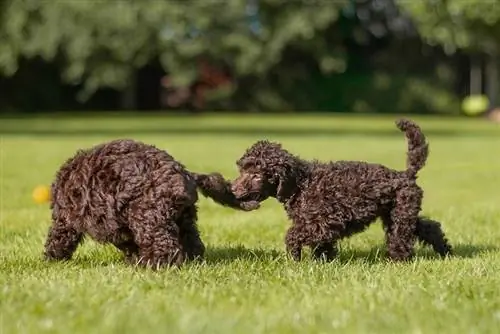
44 139 259 268
231 119 452 262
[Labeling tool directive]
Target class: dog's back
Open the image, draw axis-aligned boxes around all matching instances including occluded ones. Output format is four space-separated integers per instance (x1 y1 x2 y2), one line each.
302 160 405 216
51 139 197 241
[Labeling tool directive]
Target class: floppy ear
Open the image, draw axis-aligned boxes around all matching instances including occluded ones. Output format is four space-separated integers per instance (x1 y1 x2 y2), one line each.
276 164 298 202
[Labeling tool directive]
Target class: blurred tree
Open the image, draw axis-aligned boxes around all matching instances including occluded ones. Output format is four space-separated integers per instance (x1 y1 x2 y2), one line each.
0 0 349 110
397 0 500 106
397 0 500 54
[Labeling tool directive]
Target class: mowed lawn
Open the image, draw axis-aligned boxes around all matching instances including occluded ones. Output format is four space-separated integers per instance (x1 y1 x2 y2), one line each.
1 113 500 334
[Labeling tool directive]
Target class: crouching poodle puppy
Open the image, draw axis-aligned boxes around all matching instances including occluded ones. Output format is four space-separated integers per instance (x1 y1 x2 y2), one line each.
44 139 259 268
231 119 452 262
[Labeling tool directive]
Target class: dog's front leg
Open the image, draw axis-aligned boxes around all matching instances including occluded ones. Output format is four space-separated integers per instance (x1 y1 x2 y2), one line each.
285 226 305 261
312 242 338 262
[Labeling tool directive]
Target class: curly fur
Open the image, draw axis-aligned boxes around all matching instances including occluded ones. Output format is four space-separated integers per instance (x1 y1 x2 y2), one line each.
231 119 452 262
43 139 259 268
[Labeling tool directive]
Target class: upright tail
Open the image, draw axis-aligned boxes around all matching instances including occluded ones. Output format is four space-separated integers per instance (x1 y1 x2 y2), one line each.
415 217 453 258
395 118 429 177
190 172 260 211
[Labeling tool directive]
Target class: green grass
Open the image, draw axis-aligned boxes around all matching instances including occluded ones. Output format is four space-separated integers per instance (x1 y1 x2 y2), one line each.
1 113 500 333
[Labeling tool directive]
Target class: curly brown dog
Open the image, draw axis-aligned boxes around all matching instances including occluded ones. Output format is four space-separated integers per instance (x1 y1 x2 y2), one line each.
44 139 259 268
231 119 452 262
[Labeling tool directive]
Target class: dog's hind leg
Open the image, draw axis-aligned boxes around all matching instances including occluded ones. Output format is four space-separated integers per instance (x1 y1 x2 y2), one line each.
44 209 83 261
128 206 184 268
384 187 422 261
178 205 205 261
113 239 140 264
415 217 452 257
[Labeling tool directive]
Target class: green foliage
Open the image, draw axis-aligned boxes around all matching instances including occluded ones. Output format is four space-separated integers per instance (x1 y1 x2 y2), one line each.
4 0 491 111
398 0 500 54
0 0 348 104
272 69 461 114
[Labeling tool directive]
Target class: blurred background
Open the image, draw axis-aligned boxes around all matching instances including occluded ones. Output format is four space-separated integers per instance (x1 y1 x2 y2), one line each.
0 0 499 119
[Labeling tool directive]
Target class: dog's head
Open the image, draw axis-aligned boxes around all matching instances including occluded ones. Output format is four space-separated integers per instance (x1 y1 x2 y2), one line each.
231 140 301 203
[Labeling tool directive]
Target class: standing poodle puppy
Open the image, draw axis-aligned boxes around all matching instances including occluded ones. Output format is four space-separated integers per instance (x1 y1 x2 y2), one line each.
44 139 259 268
231 119 452 262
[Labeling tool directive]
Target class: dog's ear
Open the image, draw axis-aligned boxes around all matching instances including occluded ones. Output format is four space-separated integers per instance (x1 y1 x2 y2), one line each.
276 164 297 202
277 175 294 201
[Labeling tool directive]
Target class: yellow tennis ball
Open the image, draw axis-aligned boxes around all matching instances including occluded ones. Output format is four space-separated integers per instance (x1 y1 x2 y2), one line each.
32 185 51 204
462 95 489 116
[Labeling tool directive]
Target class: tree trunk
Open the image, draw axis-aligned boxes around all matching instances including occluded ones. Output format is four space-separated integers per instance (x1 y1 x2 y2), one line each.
120 70 137 110
485 54 498 107
470 55 482 95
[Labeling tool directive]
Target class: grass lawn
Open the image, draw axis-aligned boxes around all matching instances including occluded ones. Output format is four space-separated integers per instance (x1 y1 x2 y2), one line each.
1 113 500 333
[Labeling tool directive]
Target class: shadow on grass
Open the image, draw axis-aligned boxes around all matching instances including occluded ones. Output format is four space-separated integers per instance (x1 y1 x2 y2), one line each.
203 243 499 265
69 254 125 268
6 243 494 272
336 243 500 264
446 243 499 258
0 252 126 273
204 245 282 264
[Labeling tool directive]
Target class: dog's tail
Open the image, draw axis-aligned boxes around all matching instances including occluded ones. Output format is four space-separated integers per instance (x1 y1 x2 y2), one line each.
395 118 429 177
415 216 452 258
190 172 259 211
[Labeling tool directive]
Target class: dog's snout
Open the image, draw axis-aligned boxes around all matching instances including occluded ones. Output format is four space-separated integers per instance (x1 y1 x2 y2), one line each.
231 182 246 198
231 183 240 195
